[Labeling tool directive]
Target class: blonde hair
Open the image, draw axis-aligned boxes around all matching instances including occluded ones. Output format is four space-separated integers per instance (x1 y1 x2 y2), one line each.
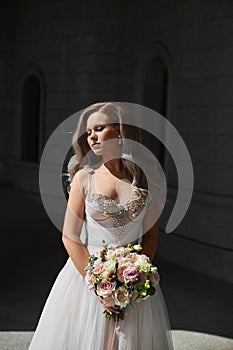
66 101 148 192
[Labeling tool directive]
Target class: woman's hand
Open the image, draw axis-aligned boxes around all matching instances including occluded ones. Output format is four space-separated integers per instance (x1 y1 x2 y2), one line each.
97 296 121 315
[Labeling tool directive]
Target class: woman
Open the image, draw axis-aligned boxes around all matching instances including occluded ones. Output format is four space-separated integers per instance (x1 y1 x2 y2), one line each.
29 102 174 349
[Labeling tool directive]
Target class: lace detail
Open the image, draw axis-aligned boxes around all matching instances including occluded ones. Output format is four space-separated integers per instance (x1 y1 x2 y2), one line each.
85 192 147 239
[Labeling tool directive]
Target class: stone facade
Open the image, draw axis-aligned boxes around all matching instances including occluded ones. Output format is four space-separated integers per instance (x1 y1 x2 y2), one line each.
0 0 232 282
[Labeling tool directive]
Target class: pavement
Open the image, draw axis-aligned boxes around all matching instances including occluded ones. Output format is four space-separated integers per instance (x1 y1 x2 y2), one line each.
0 184 232 347
0 331 233 350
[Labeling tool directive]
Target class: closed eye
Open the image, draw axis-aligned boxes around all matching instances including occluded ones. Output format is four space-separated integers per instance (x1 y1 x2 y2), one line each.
96 125 105 131
86 125 105 136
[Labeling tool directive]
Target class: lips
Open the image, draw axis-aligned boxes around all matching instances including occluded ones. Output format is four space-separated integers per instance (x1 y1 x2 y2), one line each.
92 142 100 147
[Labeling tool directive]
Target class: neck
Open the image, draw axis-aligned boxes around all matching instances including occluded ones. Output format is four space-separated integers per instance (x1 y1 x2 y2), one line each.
103 158 123 174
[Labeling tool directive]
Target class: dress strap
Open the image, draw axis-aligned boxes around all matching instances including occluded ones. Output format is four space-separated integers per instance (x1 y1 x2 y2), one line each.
87 172 92 194
85 166 95 195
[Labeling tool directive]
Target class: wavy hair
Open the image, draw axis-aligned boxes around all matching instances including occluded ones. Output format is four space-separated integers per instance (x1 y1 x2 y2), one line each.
65 101 148 193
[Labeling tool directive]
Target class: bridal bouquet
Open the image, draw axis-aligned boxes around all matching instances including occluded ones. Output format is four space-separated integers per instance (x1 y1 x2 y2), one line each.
85 243 160 321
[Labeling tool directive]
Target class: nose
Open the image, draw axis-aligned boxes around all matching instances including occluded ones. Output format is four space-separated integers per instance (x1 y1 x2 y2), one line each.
89 129 97 140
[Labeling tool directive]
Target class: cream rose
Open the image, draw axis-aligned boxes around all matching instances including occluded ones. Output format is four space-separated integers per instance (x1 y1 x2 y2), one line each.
114 286 130 308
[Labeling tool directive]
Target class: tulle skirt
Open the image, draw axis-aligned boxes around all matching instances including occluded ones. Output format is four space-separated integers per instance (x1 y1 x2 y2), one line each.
29 258 174 350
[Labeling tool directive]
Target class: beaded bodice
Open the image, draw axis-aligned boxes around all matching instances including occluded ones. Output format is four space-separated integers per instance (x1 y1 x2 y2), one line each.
86 192 147 235
83 167 149 247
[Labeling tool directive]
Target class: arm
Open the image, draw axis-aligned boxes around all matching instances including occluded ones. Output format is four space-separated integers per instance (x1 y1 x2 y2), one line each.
62 236 89 278
62 170 89 278
62 170 121 314
141 203 159 261
141 220 159 261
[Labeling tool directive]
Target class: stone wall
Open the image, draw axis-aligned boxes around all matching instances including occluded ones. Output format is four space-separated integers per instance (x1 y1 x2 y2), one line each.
116 0 233 283
1 0 232 282
0 2 16 182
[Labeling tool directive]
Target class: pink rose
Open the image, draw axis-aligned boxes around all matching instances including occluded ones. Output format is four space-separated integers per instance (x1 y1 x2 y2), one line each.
117 266 128 282
97 280 115 297
123 267 146 286
93 262 104 275
85 271 94 290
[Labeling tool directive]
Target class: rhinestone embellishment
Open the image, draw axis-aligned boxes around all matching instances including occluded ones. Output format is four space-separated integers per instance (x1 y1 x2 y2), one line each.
86 192 147 237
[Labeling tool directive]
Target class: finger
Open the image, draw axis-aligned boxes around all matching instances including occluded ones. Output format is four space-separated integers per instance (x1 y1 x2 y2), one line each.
103 304 120 311
107 307 120 314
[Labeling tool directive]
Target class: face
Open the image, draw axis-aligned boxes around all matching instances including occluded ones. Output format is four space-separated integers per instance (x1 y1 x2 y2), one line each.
86 112 121 157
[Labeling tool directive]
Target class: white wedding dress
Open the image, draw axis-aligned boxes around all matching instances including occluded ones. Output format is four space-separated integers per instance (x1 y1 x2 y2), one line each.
29 168 174 349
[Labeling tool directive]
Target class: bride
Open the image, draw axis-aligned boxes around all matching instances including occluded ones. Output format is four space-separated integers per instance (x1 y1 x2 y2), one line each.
29 102 174 349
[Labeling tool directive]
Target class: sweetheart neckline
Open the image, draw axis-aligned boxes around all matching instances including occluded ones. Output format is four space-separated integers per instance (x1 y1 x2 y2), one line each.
85 192 146 207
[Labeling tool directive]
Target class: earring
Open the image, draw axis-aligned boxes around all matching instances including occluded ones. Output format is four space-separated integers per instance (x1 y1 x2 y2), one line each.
118 134 122 145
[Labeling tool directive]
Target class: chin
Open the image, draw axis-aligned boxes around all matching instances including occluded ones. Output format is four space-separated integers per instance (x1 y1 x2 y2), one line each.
92 149 103 156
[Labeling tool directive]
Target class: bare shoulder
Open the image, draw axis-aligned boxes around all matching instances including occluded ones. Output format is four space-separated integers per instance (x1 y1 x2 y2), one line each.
72 166 93 197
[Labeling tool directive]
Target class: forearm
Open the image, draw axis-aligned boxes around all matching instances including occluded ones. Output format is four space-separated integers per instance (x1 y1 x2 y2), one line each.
62 235 90 278
141 220 159 261
141 234 158 261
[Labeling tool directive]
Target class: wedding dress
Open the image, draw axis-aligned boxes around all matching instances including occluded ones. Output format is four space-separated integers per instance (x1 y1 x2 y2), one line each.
29 167 174 349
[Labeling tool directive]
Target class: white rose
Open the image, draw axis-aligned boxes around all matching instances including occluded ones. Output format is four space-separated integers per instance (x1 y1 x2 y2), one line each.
114 287 130 308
